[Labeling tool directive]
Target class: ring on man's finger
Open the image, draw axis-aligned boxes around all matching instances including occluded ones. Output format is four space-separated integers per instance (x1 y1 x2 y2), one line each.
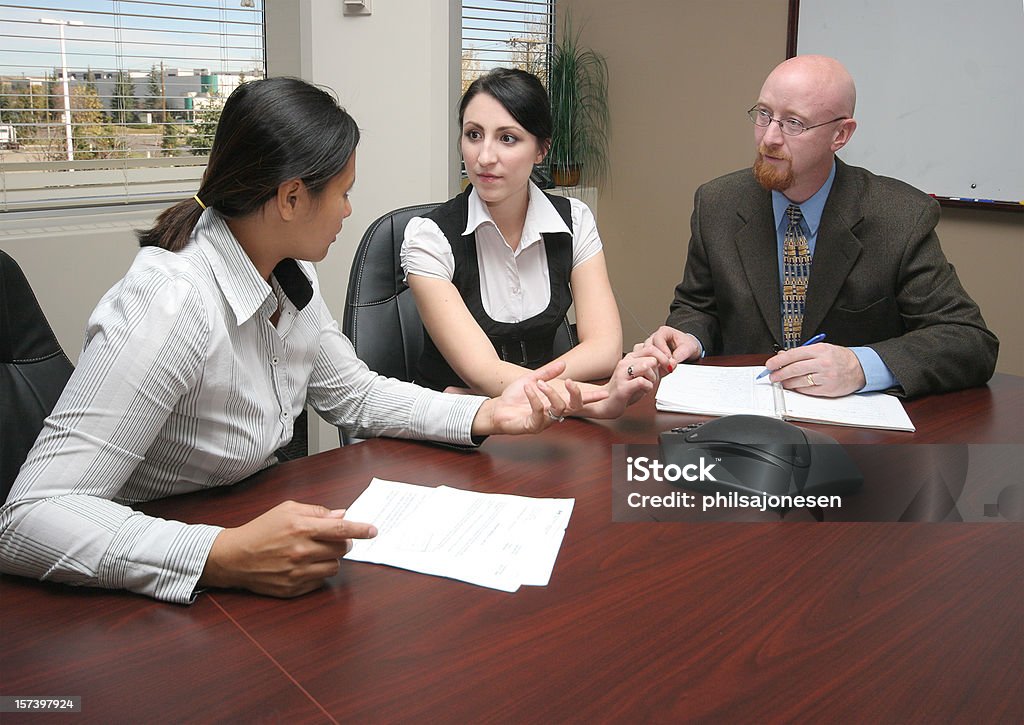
627 365 636 378
546 408 565 423
806 373 816 387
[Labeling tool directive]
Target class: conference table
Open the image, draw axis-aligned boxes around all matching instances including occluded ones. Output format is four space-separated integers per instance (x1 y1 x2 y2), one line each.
2 356 1022 723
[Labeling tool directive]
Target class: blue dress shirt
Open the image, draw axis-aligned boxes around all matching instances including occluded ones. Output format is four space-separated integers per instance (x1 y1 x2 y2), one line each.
771 161 897 392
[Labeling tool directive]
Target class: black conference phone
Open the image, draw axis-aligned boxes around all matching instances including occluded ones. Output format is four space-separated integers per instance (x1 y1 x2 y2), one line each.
658 414 863 500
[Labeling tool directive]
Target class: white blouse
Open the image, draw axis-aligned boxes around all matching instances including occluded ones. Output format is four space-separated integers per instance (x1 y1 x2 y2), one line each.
401 183 603 323
0 209 484 603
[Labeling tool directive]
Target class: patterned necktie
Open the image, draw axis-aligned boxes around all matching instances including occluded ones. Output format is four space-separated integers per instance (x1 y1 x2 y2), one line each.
782 204 811 349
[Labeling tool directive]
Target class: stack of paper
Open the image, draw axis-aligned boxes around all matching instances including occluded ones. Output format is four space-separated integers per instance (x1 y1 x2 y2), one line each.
343 478 574 592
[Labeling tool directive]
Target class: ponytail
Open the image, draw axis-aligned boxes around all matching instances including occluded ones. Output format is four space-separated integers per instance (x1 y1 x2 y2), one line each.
137 196 206 251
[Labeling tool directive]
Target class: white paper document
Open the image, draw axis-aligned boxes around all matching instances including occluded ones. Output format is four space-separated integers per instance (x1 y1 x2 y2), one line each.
656 365 915 431
343 478 574 592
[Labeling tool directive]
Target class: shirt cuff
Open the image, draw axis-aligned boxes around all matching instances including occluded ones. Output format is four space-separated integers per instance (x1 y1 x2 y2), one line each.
851 346 898 393
687 333 706 359
102 517 224 604
412 391 488 446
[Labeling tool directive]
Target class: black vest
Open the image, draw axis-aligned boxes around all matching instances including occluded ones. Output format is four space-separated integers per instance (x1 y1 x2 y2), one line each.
414 187 574 391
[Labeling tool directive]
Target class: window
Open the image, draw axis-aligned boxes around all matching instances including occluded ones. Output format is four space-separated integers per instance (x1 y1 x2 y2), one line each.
0 0 265 212
461 0 554 92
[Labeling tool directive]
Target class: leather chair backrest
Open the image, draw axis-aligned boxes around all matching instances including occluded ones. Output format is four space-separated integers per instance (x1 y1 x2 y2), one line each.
343 203 438 383
342 203 579 385
0 250 74 499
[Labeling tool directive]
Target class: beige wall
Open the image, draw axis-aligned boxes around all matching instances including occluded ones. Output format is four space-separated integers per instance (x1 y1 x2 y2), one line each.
561 0 1024 376
935 210 1023 376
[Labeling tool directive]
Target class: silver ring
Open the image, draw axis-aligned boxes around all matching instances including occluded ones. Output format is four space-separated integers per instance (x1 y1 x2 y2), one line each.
546 408 565 423
806 373 816 387
627 365 634 378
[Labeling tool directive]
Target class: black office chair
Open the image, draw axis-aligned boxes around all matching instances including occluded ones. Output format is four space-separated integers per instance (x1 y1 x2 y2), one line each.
340 203 578 443
0 250 75 499
343 203 438 384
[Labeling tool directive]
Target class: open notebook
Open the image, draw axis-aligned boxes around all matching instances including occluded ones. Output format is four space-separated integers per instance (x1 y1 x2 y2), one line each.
656 365 915 432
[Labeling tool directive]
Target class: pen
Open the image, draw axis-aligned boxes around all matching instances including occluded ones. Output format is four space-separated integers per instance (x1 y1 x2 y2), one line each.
756 333 827 379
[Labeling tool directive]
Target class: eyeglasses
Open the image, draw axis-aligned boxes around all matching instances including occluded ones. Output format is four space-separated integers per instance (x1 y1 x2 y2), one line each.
747 106 847 136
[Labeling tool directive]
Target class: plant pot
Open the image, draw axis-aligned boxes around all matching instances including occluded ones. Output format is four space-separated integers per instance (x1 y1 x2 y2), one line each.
552 164 581 187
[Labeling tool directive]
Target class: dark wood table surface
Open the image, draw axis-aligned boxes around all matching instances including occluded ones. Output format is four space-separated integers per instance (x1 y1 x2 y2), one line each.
3 356 1022 723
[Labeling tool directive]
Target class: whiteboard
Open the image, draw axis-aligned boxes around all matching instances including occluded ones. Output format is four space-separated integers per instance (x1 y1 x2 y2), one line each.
795 0 1024 206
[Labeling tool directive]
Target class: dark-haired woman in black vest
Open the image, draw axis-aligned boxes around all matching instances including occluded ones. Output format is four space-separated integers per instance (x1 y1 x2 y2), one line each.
403 69 658 419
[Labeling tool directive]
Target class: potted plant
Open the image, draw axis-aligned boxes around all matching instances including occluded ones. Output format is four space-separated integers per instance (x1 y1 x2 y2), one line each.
547 14 611 188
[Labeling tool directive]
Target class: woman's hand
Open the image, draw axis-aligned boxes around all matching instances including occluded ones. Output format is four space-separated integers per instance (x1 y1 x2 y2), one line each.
471 360 606 435
579 352 659 419
201 501 377 597
635 326 702 374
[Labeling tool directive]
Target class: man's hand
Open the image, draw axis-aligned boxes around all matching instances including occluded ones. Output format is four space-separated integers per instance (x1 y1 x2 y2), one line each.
201 501 378 598
764 343 866 397
634 326 702 374
471 360 605 435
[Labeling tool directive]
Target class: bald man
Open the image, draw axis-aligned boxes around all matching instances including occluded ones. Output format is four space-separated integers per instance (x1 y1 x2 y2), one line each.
644 55 997 398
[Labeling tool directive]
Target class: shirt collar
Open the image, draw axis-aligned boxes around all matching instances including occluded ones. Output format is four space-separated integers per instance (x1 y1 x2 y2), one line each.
195 209 312 326
464 181 571 250
771 159 837 236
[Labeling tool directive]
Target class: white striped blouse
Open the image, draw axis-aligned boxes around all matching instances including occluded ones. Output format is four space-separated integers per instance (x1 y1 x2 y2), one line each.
0 209 484 603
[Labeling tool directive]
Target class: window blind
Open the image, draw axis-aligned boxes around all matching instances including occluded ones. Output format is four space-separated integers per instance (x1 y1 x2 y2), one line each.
461 0 554 92
0 0 265 212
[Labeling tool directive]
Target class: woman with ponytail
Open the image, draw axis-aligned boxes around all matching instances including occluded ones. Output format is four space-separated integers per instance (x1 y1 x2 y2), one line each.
0 77 615 604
